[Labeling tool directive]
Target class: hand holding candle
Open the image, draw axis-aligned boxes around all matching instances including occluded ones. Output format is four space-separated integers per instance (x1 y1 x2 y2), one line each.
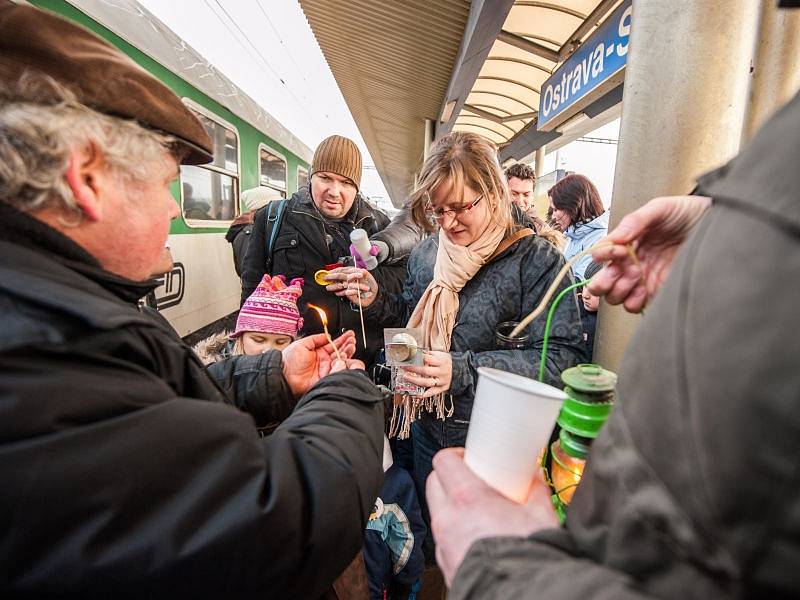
589 195 712 313
307 303 344 362
323 268 380 309
348 230 375 350
282 330 357 398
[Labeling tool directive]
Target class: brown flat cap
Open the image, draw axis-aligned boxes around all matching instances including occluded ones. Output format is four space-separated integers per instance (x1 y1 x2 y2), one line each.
0 0 212 165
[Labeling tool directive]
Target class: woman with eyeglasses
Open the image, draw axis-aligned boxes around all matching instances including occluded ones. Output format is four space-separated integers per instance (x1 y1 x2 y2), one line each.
326 132 585 528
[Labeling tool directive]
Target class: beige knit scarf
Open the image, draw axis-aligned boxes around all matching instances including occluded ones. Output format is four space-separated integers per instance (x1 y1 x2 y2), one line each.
390 222 506 438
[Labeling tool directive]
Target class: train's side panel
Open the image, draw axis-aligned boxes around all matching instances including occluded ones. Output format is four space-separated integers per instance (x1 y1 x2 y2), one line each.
161 234 240 337
31 0 310 336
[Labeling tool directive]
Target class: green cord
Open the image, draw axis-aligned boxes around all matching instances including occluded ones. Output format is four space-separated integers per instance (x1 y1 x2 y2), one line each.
538 279 589 382
537 277 597 524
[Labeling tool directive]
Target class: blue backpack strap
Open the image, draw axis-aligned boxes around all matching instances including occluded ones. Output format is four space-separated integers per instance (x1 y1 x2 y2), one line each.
264 199 288 270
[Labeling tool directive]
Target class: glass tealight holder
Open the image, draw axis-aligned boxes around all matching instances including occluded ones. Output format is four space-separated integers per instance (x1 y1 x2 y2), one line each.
494 321 530 350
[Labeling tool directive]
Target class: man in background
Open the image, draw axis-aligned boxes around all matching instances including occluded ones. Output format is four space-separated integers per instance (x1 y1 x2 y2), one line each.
505 162 537 216
505 162 565 248
241 135 406 364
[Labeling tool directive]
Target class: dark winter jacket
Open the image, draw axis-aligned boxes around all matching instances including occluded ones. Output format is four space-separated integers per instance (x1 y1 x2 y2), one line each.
370 202 426 264
0 205 385 599
225 209 256 277
367 231 586 448
241 186 406 363
449 92 800 599
191 330 287 436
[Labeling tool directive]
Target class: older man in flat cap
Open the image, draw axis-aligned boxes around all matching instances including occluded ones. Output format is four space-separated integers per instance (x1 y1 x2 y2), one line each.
0 2 385 598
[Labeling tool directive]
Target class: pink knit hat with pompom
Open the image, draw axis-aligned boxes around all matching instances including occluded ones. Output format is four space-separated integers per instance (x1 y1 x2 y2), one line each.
233 275 304 338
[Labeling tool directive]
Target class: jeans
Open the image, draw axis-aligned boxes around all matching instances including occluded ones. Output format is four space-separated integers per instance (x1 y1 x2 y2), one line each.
411 421 443 565
389 435 415 472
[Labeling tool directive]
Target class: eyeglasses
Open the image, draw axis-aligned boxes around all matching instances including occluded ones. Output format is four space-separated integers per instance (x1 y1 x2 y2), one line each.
426 195 483 222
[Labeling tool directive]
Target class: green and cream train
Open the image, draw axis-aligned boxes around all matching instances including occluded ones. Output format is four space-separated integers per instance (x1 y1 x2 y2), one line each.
29 0 313 338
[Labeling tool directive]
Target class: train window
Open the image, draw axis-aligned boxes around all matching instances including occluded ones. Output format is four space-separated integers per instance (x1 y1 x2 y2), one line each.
179 99 240 226
196 113 238 173
259 145 287 194
297 165 309 190
180 168 237 221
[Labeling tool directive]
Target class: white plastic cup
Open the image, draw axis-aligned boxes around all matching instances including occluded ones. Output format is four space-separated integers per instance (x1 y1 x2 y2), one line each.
464 367 566 503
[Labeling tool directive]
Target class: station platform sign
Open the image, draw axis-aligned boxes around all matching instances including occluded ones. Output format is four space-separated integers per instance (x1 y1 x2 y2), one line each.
538 0 632 132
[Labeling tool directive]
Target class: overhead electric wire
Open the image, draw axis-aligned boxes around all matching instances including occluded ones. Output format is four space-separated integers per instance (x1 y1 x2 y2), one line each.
255 1 311 85
254 0 332 121
206 0 324 133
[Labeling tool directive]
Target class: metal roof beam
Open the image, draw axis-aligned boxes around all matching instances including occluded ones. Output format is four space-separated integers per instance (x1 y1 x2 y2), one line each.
454 122 509 142
476 75 541 95
436 0 517 138
457 114 517 136
497 30 560 63
469 103 512 116
462 103 504 123
558 0 619 60
514 1 587 20
485 56 553 76
498 119 561 163
500 111 538 122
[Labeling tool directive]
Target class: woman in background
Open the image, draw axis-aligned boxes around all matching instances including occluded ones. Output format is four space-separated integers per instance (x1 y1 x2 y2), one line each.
548 173 609 280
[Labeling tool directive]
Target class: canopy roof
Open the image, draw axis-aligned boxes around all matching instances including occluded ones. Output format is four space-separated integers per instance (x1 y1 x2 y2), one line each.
300 0 623 205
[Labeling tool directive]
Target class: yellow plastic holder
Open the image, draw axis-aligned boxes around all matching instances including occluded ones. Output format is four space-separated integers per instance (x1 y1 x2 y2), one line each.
314 269 332 286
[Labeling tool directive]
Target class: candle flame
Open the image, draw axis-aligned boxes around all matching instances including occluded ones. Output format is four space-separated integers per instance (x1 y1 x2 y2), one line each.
307 303 328 326
307 302 343 362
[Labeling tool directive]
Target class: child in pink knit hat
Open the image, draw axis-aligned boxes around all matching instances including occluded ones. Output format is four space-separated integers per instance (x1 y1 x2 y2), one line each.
193 274 304 365
231 274 304 354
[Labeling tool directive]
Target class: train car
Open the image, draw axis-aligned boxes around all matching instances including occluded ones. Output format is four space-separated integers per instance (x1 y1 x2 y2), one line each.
29 0 313 340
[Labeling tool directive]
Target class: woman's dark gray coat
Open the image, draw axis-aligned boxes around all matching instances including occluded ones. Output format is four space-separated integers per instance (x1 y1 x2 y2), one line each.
368 232 586 448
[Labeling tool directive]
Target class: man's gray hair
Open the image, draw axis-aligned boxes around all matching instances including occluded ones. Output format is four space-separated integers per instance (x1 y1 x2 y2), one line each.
0 73 177 214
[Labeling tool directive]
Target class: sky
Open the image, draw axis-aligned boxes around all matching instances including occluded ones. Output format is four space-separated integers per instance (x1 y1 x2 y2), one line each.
541 119 621 207
138 1 619 212
138 0 393 208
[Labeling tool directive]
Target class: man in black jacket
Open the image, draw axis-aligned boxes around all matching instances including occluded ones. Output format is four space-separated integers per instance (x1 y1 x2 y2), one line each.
0 3 384 598
241 135 407 364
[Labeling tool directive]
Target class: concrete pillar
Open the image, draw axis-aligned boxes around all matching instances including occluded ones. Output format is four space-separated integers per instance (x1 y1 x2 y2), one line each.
534 145 546 179
594 0 760 372
742 1 800 143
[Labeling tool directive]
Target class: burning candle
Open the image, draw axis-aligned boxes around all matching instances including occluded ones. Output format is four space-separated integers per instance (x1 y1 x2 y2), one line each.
307 303 344 362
